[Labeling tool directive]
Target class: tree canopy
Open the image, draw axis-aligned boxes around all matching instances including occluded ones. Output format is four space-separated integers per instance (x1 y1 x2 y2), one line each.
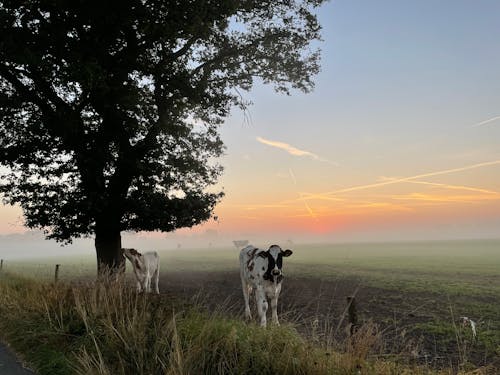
0 0 325 270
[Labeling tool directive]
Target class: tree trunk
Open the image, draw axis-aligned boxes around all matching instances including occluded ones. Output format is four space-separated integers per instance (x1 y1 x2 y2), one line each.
95 229 125 276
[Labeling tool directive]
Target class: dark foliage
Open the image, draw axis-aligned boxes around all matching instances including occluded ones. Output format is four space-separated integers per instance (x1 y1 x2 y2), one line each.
0 0 324 256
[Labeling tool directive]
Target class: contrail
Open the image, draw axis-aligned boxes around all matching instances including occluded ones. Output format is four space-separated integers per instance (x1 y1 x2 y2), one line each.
317 159 500 196
391 193 500 203
288 167 297 185
379 178 498 194
300 196 317 219
471 116 500 128
257 137 339 166
289 168 317 219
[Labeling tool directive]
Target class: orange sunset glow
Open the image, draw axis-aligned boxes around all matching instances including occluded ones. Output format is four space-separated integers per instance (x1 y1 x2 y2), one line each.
194 153 500 242
1 0 500 250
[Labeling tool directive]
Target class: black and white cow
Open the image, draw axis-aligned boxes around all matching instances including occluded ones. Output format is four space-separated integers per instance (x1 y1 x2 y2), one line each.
239 244 293 327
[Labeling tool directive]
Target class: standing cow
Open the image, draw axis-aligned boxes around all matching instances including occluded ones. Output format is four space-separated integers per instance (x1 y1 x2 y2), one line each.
122 248 160 294
239 244 293 327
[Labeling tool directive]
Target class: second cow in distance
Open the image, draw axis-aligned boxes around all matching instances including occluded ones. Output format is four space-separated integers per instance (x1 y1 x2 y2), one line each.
123 248 160 294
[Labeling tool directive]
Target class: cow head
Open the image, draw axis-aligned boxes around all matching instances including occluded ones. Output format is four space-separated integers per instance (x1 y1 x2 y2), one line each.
258 244 293 282
122 248 143 270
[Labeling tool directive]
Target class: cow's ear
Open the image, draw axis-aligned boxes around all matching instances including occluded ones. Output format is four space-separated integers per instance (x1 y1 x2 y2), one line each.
258 251 268 258
282 249 293 257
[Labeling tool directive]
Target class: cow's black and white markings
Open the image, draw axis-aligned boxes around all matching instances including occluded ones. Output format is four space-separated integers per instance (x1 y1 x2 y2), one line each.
239 244 293 327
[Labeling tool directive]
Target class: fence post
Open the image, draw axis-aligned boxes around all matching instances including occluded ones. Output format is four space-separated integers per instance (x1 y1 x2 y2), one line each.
346 296 358 335
54 264 60 283
0 259 3 272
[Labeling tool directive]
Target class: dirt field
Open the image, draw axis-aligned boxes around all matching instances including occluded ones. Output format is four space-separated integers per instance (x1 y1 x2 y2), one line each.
159 269 499 371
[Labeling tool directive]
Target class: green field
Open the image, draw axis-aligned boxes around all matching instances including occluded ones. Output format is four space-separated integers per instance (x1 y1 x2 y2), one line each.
3 239 500 296
1 239 499 371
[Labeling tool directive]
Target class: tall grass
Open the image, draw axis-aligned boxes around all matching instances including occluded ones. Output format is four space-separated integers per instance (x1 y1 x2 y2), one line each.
0 272 482 375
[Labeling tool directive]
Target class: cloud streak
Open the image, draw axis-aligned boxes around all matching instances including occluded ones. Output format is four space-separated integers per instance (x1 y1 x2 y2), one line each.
320 160 500 196
471 116 500 128
257 137 338 166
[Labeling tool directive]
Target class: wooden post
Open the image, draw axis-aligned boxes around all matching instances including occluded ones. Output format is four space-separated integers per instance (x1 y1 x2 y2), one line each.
346 296 358 335
54 264 60 283
0 259 3 272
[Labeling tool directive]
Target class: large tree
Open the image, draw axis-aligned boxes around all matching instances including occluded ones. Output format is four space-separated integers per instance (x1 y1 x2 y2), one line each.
0 0 325 273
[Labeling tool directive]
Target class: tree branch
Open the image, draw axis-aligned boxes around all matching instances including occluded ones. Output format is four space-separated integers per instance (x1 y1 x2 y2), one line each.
27 68 74 113
0 63 54 115
191 31 288 80
169 35 199 61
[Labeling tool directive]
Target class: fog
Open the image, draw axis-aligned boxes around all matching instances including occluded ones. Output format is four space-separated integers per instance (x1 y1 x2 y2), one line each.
1 216 500 261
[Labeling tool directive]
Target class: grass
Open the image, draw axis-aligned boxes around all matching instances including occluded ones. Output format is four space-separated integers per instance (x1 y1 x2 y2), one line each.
0 272 467 375
1 239 498 373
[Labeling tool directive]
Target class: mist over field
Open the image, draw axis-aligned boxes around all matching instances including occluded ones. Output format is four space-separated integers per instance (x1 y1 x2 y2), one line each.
2 224 500 261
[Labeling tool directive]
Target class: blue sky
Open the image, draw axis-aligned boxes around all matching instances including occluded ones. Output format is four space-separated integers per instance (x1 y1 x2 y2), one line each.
1 0 500 257
216 0 500 240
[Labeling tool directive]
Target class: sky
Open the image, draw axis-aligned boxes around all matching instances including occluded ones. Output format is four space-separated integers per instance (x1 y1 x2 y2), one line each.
1 0 500 256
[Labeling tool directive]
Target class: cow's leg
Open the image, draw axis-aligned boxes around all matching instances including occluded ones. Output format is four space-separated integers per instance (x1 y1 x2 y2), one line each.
271 285 282 325
136 280 142 293
145 272 152 293
271 295 279 325
256 288 268 327
246 284 253 319
241 275 252 320
153 267 160 294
